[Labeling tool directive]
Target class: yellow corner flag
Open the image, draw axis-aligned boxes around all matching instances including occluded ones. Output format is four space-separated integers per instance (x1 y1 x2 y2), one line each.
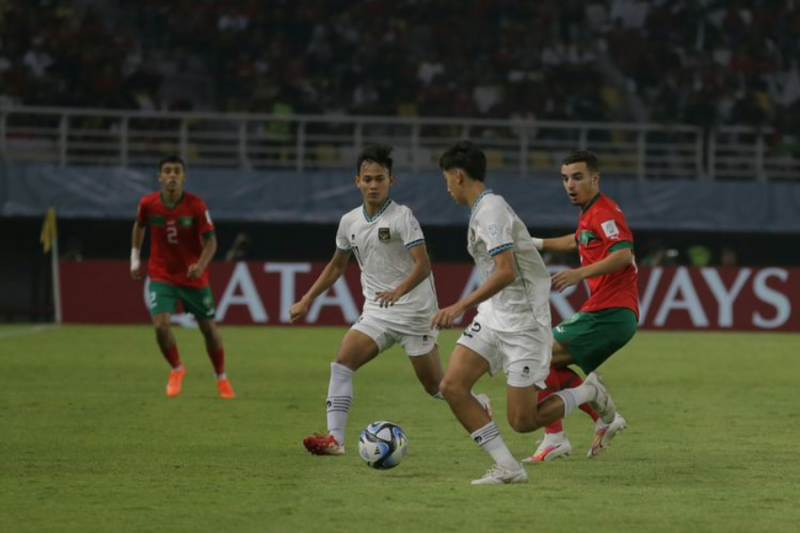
40 207 58 254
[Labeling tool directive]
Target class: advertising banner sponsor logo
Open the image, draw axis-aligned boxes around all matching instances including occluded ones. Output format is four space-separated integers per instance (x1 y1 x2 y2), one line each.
60 261 799 331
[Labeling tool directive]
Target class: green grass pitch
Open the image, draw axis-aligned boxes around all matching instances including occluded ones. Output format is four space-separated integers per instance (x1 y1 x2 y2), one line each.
1 325 799 532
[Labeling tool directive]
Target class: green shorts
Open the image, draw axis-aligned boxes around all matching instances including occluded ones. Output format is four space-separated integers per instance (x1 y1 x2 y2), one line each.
553 308 637 374
147 281 216 320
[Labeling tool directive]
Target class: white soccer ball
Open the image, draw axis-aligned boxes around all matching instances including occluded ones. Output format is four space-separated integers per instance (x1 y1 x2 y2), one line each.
358 421 408 469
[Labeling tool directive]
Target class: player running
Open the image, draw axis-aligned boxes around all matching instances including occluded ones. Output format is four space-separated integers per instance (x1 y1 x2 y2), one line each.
131 155 235 399
524 149 637 461
291 144 489 457
434 141 616 485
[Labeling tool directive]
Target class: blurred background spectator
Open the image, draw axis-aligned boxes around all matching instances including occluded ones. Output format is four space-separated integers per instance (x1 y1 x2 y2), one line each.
1 0 797 146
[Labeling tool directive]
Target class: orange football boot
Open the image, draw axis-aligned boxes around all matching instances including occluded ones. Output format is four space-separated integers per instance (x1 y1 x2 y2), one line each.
166 367 186 397
217 378 236 399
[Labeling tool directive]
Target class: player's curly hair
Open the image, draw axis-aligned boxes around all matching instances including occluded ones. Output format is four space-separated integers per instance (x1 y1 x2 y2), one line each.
357 144 393 174
562 150 600 173
439 140 486 182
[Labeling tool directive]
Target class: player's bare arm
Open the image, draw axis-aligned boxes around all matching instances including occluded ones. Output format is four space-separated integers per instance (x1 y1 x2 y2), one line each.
289 249 351 322
375 244 432 308
552 248 633 292
188 233 217 279
433 248 517 329
130 221 146 280
541 234 578 253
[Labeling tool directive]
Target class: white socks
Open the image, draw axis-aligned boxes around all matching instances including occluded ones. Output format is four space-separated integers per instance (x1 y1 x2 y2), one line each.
470 421 519 471
555 383 594 417
326 362 354 444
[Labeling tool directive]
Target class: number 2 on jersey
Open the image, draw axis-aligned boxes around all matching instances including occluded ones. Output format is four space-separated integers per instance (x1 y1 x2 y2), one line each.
166 226 178 244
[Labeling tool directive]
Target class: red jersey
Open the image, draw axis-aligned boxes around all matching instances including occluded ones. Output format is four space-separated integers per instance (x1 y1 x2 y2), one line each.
137 191 215 288
575 193 639 318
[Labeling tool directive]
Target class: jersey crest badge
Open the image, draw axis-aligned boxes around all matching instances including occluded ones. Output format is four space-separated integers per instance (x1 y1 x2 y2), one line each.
378 227 391 243
578 230 597 245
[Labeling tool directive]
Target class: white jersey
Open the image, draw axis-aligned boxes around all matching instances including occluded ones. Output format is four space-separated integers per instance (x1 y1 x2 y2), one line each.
336 199 437 334
467 190 551 332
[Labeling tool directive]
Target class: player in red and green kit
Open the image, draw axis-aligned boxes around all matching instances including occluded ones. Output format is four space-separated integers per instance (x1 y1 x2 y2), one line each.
130 155 235 399
524 150 637 461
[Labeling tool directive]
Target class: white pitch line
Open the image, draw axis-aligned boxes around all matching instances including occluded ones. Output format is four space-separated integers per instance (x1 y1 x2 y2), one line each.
0 325 59 339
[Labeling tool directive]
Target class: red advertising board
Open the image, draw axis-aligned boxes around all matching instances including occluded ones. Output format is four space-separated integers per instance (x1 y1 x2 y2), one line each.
60 261 800 331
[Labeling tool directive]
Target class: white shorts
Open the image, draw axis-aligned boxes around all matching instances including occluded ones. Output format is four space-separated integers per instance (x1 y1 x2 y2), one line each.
457 315 551 388
351 314 439 357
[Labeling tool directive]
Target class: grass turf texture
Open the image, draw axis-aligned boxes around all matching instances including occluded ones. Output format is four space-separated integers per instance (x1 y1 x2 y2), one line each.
1 325 799 533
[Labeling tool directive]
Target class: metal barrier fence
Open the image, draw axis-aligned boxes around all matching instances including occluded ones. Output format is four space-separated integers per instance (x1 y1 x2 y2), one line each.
1 106 797 181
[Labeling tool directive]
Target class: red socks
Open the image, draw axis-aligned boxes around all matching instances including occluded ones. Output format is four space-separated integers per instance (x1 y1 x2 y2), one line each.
538 370 564 434
160 344 226 376
208 347 226 376
161 345 181 369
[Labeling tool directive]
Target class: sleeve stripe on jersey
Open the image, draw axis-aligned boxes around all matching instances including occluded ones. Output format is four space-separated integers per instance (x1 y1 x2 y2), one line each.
609 241 633 253
488 243 514 256
405 239 425 249
202 230 216 240
336 246 352 254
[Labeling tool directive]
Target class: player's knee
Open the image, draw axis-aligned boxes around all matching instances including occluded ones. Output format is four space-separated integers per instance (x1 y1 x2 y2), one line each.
153 320 171 338
507 411 539 433
438 377 466 401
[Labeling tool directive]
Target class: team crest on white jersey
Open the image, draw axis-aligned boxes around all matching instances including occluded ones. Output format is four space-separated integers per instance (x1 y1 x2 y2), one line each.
378 227 391 243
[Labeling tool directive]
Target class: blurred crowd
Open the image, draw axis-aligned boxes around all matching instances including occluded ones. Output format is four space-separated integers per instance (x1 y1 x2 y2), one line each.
607 0 800 154
0 2 164 110
1 0 798 147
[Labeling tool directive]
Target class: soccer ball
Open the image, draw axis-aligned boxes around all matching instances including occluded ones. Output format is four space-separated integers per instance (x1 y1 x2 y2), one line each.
358 421 408 469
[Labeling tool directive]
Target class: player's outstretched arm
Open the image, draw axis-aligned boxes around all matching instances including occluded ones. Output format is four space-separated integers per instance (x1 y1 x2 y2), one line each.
375 244 432 308
289 250 351 322
534 234 577 253
552 248 633 292
432 249 517 328
188 233 218 279
130 221 146 280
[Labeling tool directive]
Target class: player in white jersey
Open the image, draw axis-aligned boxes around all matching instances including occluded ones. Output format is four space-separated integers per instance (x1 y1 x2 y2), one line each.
291 144 466 456
434 141 616 485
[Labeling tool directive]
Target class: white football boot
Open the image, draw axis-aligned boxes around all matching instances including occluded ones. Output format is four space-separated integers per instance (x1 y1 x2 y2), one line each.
587 413 627 458
471 464 529 485
522 432 572 462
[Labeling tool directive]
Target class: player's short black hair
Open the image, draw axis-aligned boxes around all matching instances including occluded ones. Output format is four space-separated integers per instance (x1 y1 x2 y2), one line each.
158 155 186 172
438 141 487 182
357 144 393 174
562 150 599 173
